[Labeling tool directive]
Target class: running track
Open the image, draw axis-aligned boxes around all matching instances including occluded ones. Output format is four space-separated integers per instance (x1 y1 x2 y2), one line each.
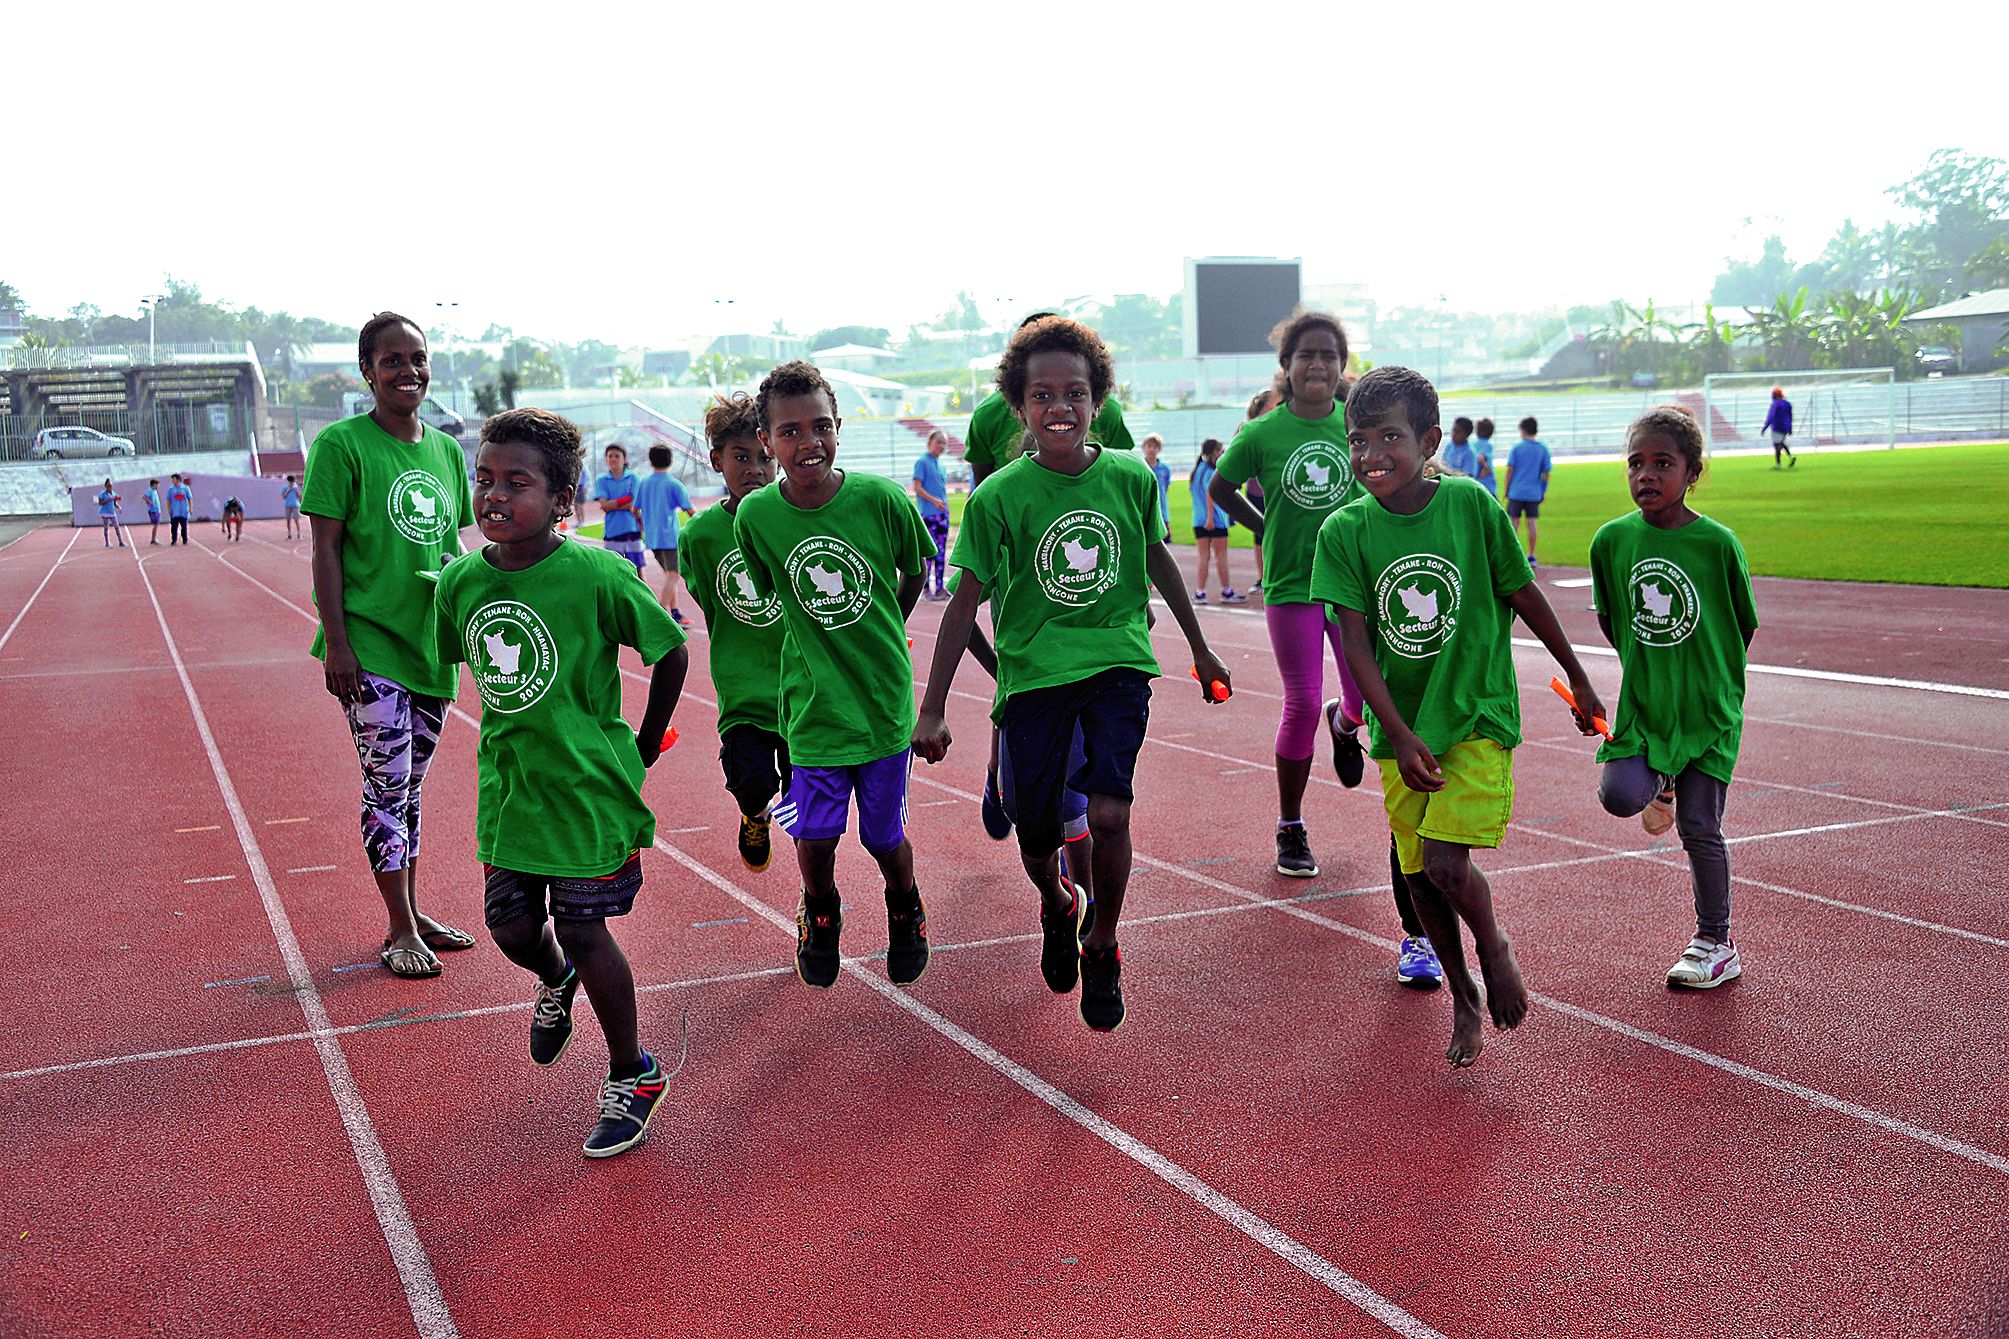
1 520 2003 1338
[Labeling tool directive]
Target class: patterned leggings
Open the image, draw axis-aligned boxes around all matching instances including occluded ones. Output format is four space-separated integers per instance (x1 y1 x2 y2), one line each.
343 671 448 874
923 512 950 590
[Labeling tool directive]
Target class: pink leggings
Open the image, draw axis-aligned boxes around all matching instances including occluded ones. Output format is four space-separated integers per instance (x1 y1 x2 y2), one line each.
1266 602 1363 760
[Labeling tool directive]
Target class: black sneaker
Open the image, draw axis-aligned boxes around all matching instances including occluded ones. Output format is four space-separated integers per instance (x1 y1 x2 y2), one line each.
795 893 843 989
738 812 772 873
885 889 929 986
1079 942 1126 1031
982 768 1013 841
1039 881 1086 993
529 966 580 1066
583 1054 668 1158
1323 697 1365 789
1275 824 1319 878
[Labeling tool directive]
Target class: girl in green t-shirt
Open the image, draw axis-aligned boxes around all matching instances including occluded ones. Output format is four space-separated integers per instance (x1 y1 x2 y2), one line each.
1591 407 1759 991
915 316 1231 1032
303 313 478 981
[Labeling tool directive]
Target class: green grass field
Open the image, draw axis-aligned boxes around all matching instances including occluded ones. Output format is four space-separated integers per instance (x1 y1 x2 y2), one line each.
586 442 2007 589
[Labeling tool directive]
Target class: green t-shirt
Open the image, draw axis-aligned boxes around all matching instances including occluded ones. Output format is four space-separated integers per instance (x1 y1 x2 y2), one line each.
302 414 475 699
678 501 785 736
431 538 684 877
962 392 1136 471
733 471 935 767
1217 401 1360 606
1311 476 1534 759
1590 512 1759 783
951 448 1165 716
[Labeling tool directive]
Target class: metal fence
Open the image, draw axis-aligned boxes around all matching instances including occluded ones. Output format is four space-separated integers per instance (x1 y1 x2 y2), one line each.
0 403 257 463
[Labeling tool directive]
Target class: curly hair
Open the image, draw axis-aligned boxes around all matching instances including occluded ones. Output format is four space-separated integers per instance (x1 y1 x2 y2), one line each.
995 315 1114 412
480 407 583 497
1628 404 1707 480
1268 308 1349 388
755 361 840 432
1346 366 1439 437
358 311 423 368
703 391 761 448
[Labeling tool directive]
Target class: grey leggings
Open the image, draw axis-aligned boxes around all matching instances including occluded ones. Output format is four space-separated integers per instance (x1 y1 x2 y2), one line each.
1600 756 1732 941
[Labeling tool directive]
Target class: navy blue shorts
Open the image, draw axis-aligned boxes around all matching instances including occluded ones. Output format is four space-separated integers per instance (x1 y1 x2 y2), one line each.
774 748 911 854
719 724 792 817
999 668 1151 855
483 850 644 927
999 721 1089 838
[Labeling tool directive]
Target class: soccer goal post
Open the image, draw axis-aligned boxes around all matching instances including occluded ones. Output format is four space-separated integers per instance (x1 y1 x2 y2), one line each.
1701 368 1895 455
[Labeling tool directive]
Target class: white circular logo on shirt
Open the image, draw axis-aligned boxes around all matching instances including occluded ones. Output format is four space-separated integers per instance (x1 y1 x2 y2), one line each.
1375 553 1463 660
465 600 558 713
717 549 782 628
388 468 454 545
1033 509 1122 607
1628 557 1700 647
785 535 874 629
1280 439 1354 510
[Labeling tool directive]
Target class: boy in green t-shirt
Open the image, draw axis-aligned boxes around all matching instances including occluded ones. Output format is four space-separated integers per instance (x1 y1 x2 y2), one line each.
432 408 688 1158
1311 367 1606 1068
679 393 790 874
734 361 936 992
914 316 1230 1032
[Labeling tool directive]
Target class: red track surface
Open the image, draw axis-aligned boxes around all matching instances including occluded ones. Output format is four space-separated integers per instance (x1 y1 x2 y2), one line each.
2 521 2005 1338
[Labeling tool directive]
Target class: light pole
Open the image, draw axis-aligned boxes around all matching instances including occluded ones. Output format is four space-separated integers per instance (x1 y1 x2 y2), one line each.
140 293 168 365
433 301 460 410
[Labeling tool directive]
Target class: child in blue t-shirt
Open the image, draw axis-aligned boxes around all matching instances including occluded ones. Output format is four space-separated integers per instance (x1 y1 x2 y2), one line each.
1142 434 1173 533
95 481 126 549
1471 419 1498 495
166 474 192 545
1189 438 1242 603
634 445 696 626
143 479 163 545
282 475 304 539
912 430 952 599
1502 416 1552 564
592 444 646 575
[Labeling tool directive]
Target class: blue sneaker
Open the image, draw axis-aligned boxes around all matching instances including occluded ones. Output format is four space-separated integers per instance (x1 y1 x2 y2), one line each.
982 768 1013 841
1396 935 1443 990
583 1054 669 1158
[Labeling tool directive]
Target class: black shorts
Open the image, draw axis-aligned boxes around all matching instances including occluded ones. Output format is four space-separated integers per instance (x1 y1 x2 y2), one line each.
999 667 1152 855
1194 526 1229 540
719 724 792 816
1505 498 1541 519
651 548 678 572
483 851 644 928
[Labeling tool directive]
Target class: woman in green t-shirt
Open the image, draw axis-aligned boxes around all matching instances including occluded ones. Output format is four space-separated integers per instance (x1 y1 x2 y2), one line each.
1591 407 1759 991
303 313 477 980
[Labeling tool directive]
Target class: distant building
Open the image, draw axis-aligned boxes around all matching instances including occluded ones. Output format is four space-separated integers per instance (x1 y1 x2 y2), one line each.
710 332 807 363
1903 289 2009 372
0 305 25 349
642 348 692 381
813 343 902 373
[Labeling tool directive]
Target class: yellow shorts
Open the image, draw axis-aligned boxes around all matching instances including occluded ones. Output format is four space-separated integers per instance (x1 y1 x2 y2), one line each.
1378 736 1515 875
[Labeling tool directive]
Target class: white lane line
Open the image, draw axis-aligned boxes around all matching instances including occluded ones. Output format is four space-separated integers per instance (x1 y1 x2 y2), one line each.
1 963 797 1084
1743 713 2009 758
652 835 1448 1339
129 547 458 1339
288 865 339 875
1510 635 2009 701
0 528 82 656
183 875 237 885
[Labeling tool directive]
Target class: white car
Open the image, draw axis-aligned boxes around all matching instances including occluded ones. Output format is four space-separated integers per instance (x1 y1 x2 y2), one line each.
33 426 135 459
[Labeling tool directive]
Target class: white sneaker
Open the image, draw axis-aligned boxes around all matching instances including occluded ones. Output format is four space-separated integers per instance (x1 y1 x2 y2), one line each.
1666 937 1741 989
1642 788 1676 836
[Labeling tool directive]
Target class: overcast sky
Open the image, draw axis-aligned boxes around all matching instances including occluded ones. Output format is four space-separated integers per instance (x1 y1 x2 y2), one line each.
8 2 2004 346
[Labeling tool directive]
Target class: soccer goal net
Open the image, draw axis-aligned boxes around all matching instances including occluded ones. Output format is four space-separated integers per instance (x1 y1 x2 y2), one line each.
1701 368 1895 454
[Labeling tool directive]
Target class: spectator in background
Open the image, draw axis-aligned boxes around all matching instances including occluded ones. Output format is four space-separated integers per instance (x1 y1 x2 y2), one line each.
1190 437 1242 603
1470 418 1499 496
143 478 162 545
282 475 304 539
913 429 951 599
1761 387 1796 469
1441 417 1479 478
1142 433 1173 533
592 443 647 576
1502 416 1552 564
636 445 696 626
166 473 191 545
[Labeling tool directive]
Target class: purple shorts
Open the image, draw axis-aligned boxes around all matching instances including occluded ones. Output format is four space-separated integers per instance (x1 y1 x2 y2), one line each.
774 748 912 854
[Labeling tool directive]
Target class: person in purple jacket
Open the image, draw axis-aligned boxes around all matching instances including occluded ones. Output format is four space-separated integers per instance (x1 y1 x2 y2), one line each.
1761 387 1796 469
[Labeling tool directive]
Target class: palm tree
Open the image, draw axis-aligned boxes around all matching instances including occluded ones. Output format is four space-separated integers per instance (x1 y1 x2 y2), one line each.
1747 288 1820 370
1683 305 1739 377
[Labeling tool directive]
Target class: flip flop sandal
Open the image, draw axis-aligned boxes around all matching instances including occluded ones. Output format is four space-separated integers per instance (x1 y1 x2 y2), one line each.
380 942 443 979
420 924 477 952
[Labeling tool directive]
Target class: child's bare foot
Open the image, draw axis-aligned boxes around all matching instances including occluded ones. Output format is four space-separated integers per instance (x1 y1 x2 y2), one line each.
1447 992 1485 1067
1478 936 1529 1029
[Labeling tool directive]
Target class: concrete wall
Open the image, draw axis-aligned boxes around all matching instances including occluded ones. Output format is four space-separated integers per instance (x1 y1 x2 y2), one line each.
70 470 290 526
1 449 252 517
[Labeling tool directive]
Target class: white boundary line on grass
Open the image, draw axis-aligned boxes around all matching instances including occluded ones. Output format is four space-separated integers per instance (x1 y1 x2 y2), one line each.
0 528 80 656
126 545 458 1339
649 835 1449 1339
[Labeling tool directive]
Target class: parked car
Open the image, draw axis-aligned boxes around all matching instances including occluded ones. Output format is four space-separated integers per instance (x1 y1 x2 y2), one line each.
32 426 135 459
1914 345 1959 376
